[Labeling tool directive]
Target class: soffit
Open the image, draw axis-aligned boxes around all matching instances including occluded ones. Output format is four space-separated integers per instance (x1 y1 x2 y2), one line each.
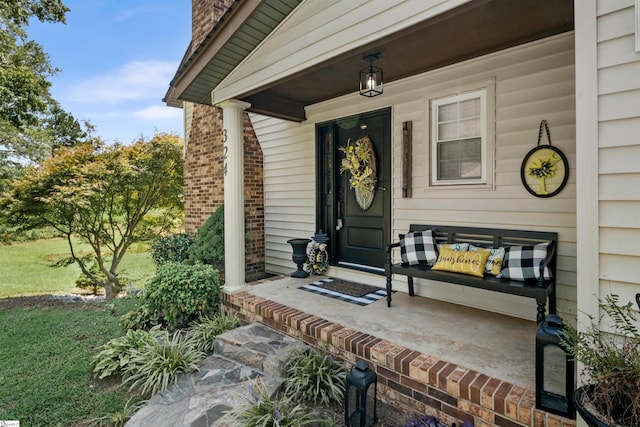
165 0 303 107
167 0 574 122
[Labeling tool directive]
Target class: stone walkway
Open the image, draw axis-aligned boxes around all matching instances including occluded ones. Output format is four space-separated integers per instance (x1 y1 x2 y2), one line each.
125 323 308 427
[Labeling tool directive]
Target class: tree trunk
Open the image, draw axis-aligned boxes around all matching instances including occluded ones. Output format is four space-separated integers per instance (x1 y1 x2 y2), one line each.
104 280 117 300
104 272 120 300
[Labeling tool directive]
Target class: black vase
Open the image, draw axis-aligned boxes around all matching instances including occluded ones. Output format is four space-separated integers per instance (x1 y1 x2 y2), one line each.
574 385 611 427
287 238 311 278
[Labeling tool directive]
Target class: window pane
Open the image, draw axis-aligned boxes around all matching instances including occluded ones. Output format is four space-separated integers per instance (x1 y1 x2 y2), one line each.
460 138 481 157
437 138 481 180
438 140 459 160
438 103 457 121
438 122 459 140
459 118 480 138
460 160 481 178
438 159 459 180
460 98 480 118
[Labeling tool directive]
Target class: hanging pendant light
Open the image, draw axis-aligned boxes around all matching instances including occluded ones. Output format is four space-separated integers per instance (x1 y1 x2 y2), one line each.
359 53 383 97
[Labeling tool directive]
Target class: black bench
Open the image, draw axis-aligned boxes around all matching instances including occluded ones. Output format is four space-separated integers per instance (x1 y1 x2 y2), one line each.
385 225 557 324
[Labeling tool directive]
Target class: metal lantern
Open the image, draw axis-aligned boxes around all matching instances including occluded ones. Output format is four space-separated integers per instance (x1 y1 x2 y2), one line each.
345 361 378 427
359 53 383 97
535 314 575 418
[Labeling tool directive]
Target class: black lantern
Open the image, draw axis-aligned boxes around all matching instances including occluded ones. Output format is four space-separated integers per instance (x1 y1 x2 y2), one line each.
535 314 575 418
345 361 378 427
359 53 383 97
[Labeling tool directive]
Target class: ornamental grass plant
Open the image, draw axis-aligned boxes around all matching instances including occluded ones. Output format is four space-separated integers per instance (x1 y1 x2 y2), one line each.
562 294 640 426
283 347 346 405
225 377 315 427
122 330 206 396
187 310 240 352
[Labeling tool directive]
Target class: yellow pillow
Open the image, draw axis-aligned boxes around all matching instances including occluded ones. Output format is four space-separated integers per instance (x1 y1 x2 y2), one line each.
432 248 490 278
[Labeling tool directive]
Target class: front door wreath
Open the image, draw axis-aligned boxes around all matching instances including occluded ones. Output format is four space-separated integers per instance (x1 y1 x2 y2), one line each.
338 136 377 210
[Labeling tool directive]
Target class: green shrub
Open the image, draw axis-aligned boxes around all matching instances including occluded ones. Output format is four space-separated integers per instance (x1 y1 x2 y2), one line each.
145 262 221 329
284 348 346 405
122 330 205 396
120 302 160 331
150 233 195 266
92 326 165 379
188 205 224 265
225 378 315 427
187 310 240 352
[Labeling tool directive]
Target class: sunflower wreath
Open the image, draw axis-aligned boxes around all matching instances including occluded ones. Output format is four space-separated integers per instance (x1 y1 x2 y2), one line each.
303 242 329 275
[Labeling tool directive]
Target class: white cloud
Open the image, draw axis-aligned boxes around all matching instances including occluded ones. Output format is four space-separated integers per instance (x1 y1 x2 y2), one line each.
133 105 182 120
67 60 177 105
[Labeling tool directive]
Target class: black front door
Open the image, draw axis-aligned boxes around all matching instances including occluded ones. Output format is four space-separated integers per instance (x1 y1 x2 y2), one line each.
317 108 391 273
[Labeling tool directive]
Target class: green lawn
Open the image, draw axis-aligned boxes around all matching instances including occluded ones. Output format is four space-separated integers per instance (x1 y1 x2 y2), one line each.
0 297 143 426
0 238 156 298
0 238 157 426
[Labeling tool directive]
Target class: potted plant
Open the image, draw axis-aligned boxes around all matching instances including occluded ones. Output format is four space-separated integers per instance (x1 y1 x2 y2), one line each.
562 293 640 426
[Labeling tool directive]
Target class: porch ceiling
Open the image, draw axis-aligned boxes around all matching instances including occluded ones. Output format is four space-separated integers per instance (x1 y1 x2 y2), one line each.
166 0 574 122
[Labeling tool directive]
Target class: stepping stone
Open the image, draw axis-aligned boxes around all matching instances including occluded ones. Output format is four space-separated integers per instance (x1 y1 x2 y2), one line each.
125 323 309 427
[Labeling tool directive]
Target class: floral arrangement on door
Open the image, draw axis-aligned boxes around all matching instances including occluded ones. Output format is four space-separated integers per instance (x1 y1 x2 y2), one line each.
338 136 377 210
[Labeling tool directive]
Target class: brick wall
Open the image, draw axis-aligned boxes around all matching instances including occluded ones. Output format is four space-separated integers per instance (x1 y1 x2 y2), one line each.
191 0 235 53
184 103 224 232
184 0 265 281
184 104 265 282
243 114 265 281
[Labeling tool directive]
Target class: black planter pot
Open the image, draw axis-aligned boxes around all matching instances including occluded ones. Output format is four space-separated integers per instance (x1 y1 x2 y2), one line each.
287 238 311 278
574 385 610 427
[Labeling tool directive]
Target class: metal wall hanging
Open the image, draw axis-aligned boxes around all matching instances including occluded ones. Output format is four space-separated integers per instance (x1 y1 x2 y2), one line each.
339 124 377 210
520 120 569 198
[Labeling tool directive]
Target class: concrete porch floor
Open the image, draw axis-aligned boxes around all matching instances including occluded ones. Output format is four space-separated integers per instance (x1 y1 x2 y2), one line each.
223 274 576 427
242 275 538 391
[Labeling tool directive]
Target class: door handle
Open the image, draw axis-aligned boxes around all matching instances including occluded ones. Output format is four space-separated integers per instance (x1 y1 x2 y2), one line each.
336 218 343 231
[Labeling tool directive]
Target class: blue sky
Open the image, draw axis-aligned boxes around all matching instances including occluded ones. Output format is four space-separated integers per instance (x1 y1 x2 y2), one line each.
29 0 191 144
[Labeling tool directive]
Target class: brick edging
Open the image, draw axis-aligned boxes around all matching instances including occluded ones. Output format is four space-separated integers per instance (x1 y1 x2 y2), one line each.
221 291 575 427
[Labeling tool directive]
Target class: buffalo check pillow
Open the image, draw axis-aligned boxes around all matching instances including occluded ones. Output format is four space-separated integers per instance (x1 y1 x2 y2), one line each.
498 243 552 281
400 230 438 266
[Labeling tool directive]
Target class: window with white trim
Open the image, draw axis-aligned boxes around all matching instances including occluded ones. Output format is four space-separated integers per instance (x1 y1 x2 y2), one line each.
430 88 490 186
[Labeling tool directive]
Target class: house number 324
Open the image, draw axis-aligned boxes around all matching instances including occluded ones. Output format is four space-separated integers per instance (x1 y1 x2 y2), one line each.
223 129 228 176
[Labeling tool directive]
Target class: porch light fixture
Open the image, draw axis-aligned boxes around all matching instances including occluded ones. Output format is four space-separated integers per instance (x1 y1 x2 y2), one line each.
344 361 378 426
359 53 383 97
535 314 575 419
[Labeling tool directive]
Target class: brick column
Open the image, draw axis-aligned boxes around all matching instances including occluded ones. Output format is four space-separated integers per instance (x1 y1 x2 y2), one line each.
218 99 251 292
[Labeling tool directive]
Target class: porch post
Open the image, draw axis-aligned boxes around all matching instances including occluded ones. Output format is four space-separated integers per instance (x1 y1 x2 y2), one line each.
218 99 251 292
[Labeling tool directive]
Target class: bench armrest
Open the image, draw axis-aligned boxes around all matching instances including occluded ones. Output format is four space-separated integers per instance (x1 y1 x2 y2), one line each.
386 241 401 253
538 241 556 286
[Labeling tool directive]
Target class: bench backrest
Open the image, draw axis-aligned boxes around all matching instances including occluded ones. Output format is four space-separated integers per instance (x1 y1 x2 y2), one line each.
406 224 558 279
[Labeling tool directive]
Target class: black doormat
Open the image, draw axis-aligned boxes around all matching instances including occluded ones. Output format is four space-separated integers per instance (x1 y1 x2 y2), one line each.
297 278 389 306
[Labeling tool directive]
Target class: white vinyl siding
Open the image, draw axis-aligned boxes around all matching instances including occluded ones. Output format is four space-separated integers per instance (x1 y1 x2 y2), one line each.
250 115 316 275
390 34 576 321
253 33 576 321
595 0 640 311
